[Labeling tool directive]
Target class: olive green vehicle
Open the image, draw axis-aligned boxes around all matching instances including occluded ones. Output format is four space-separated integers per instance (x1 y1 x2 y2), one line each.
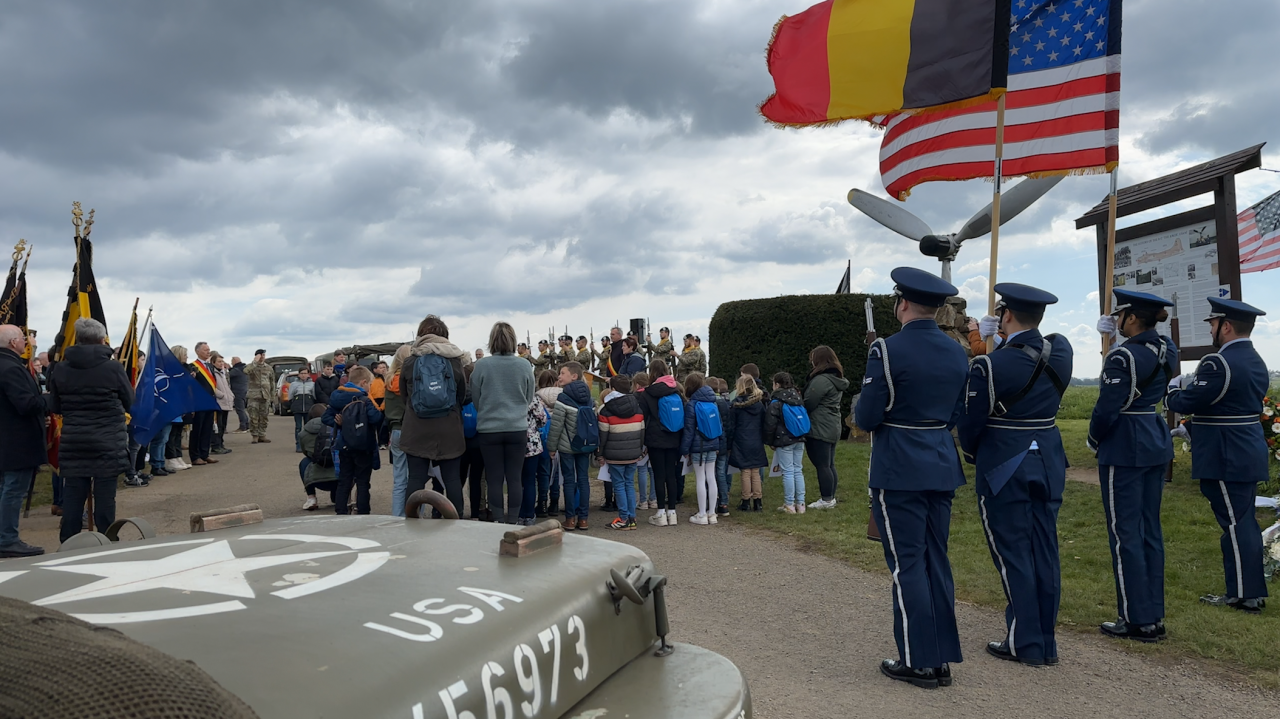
0 504 751 719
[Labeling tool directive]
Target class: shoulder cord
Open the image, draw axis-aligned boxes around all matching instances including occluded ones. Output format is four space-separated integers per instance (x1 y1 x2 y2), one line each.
870 338 895 412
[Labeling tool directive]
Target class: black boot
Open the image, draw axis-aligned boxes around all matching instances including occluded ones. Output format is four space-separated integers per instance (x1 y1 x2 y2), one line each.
738 499 750 512
535 502 547 518
985 640 1044 666
935 663 952 687
1099 619 1160 643
753 498 763 512
879 659 937 689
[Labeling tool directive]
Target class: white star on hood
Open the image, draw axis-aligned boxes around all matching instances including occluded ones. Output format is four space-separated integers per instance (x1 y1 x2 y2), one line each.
35 540 350 606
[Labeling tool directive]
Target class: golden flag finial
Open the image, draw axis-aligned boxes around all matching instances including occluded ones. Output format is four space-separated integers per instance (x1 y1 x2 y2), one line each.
10 239 25 264
72 201 84 238
84 208 95 239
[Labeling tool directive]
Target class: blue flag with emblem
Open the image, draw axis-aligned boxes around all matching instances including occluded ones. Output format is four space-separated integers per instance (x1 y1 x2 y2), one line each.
130 324 219 444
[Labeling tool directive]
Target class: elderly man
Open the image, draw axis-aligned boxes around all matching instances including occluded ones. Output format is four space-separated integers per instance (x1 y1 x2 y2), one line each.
47 318 133 544
0 325 47 557
244 349 275 443
189 341 219 466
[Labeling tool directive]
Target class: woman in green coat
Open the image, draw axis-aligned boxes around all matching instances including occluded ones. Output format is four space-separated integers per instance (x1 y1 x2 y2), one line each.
803 346 850 510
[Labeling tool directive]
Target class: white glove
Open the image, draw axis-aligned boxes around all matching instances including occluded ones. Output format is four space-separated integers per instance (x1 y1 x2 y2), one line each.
1167 373 1188 392
1096 315 1117 337
978 315 1000 340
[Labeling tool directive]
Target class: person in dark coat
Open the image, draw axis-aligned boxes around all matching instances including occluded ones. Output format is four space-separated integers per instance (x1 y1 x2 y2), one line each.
46 318 133 544
0 325 48 557
726 374 768 513
636 360 685 526
314 361 341 407
229 356 250 431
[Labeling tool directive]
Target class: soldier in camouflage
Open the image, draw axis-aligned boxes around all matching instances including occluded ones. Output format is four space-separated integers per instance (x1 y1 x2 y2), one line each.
593 336 612 374
574 336 593 368
531 340 554 373
243 349 275 443
675 334 707 383
644 326 674 360
555 335 575 371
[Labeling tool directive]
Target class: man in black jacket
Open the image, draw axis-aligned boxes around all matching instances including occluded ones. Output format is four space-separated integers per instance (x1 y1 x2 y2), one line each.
229 356 249 432
47 318 134 544
188 342 218 466
314 362 341 406
0 325 47 557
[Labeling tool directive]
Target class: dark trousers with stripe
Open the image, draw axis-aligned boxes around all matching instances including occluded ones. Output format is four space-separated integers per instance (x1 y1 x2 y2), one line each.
1200 479 1268 601
871 488 962 669
1098 464 1165 626
978 457 1061 663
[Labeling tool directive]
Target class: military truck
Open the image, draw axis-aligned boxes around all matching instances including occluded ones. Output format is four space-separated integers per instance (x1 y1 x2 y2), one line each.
0 498 751 718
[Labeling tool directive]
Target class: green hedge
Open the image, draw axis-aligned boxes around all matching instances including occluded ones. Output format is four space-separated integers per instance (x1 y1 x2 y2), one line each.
708 294 898 404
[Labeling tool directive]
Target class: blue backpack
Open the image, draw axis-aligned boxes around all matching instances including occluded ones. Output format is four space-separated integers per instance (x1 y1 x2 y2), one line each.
694 401 722 440
538 406 551 448
780 402 811 437
570 403 599 453
411 354 456 419
461 402 478 438
657 393 684 432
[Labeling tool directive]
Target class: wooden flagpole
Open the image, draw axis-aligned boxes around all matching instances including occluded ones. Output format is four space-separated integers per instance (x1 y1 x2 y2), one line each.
985 94 1007 352
1101 170 1119 354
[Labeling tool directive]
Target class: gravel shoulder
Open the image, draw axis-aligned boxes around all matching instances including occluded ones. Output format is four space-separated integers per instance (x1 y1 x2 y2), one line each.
17 417 1280 719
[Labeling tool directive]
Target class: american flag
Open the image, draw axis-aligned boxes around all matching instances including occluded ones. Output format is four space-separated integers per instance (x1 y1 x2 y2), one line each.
1238 189 1280 274
874 0 1121 200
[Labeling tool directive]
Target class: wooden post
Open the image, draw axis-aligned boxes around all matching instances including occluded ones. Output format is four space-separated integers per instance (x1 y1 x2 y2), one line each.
1165 315 1180 481
985 93 1007 352
1101 170 1119 353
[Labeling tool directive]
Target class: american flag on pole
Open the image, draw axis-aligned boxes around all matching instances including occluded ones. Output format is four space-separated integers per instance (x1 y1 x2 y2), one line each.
1238 189 1280 274
873 0 1122 200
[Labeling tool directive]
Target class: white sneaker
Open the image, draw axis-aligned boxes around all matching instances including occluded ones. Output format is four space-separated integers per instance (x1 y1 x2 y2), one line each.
807 498 833 510
779 504 796 514
667 509 678 526
302 496 318 511
165 458 184 472
689 513 709 525
708 513 718 524
648 511 668 527
796 502 806 514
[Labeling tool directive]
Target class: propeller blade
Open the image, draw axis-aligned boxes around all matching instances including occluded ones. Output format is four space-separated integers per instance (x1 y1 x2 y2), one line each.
847 189 933 242
952 176 1065 243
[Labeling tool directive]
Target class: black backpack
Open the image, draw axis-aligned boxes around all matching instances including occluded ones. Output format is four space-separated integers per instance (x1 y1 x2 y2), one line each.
310 424 335 467
340 398 372 449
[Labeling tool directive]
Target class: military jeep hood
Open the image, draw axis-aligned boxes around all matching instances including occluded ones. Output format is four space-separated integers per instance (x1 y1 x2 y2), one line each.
0 516 750 719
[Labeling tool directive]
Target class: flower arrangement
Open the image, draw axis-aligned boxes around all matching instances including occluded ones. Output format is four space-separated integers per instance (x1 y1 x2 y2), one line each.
1265 522 1280 584
1264 396 1280 464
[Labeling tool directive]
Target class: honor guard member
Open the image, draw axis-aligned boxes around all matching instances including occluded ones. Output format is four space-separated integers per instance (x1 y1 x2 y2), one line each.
593 336 612 375
961 284 1073 666
854 267 968 689
1089 288 1178 642
676 334 707 383
552 335 572 371
574 336 593 368
532 340 553 372
1166 297 1270 614
645 326 674 359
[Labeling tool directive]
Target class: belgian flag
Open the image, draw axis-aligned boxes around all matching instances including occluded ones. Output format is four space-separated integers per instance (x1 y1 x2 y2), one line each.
52 205 109 361
760 0 1011 126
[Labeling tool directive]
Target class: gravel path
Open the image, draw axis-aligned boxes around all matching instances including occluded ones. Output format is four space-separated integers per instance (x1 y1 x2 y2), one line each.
17 417 1279 718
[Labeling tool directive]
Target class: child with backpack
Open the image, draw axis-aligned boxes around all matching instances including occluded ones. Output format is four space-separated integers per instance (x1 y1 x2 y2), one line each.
680 373 722 526
708 377 734 516
598 375 645 530
728 374 768 513
299 404 338 511
637 360 685 526
764 372 809 514
321 366 384 515
547 362 596 531
517 393 549 526
631 372 657 510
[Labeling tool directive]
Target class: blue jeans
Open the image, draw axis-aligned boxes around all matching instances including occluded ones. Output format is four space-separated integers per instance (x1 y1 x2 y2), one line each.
539 449 560 511
715 453 731 507
390 429 409 517
559 453 591 520
609 464 638 521
148 424 172 471
775 444 805 505
0 468 34 546
521 455 539 519
636 463 655 503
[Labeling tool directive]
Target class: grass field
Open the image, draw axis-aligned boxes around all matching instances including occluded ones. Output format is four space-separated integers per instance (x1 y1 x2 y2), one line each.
721 385 1280 686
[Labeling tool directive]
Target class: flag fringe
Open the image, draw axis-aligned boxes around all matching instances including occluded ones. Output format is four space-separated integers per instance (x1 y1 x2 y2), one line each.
762 88 1007 131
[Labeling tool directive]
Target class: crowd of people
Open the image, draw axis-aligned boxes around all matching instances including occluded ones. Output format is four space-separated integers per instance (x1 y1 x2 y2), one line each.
286 315 848 533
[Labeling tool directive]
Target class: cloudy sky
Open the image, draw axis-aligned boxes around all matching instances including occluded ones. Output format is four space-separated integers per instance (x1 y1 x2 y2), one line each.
2 0 1277 376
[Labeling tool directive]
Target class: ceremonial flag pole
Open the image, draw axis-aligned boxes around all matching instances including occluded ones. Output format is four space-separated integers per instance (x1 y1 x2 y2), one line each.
1101 170 1119 353
119 298 141 387
985 94 1007 352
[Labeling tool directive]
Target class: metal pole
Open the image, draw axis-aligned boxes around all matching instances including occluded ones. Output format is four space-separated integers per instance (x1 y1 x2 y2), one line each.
1102 170 1120 355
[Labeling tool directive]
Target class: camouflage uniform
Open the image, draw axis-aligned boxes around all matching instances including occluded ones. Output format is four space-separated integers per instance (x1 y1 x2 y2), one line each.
575 347 593 369
593 347 611 375
675 347 707 383
555 345 575 371
531 351 553 374
243 360 275 439
644 337 674 359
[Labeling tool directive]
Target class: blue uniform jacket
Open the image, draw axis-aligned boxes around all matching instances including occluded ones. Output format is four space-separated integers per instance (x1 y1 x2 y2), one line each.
1165 339 1269 482
958 329 1073 498
1088 330 1177 468
854 318 968 492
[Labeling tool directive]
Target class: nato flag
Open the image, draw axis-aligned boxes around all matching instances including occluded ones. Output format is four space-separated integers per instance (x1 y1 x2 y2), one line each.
131 325 219 445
